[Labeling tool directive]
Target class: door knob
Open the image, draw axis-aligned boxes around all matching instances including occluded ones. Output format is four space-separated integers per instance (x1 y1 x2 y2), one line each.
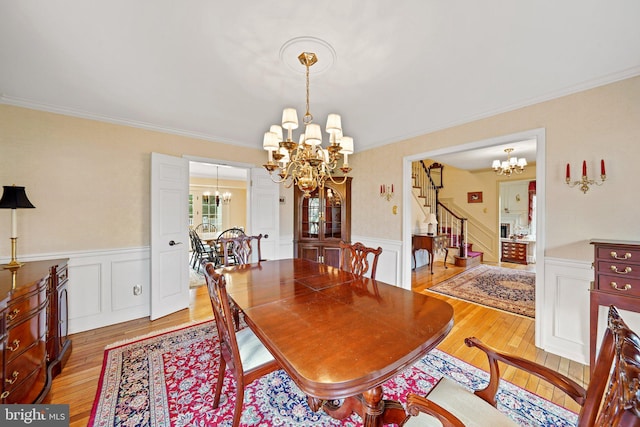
169 240 182 246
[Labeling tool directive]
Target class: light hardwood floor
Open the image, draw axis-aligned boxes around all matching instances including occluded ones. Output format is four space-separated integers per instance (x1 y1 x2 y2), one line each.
45 260 588 426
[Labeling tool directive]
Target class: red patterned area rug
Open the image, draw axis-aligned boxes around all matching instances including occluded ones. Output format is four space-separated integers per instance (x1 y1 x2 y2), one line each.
428 264 535 318
88 321 575 427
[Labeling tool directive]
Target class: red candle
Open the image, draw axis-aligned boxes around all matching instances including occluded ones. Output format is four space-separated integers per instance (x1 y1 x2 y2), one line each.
582 160 587 177
601 159 606 175
391 184 394 193
566 163 570 179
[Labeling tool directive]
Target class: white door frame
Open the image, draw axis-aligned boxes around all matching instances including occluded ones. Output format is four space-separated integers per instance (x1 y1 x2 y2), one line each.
402 128 546 348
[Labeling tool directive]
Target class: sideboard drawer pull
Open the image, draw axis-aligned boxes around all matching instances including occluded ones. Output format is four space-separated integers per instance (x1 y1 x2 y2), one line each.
610 282 632 291
7 308 20 321
610 251 632 260
8 339 20 352
5 371 19 385
610 265 632 274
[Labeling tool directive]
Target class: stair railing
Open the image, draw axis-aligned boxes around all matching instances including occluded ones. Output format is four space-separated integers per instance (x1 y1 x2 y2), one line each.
412 161 468 258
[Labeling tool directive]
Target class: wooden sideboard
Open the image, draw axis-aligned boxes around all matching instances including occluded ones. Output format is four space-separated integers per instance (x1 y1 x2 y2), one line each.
590 239 640 371
0 259 71 403
412 234 449 274
501 240 528 264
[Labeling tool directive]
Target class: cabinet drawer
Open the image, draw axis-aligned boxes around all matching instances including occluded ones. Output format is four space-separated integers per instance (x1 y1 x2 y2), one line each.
56 264 68 285
6 281 47 328
6 312 46 364
595 274 640 298
2 350 46 404
596 247 640 264
596 260 640 279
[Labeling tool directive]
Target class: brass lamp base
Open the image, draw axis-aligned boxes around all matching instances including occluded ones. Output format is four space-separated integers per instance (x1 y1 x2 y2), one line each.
3 238 24 269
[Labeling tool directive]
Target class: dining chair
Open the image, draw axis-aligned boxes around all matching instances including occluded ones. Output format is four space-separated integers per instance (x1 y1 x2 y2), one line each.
218 234 264 330
215 227 247 265
204 262 281 427
190 229 218 272
400 305 640 427
339 241 383 279
218 234 263 266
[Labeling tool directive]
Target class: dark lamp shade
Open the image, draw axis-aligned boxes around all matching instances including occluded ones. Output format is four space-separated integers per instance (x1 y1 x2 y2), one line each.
0 185 36 209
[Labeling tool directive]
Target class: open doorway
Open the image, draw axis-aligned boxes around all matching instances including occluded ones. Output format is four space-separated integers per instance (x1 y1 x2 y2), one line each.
403 128 546 347
188 161 249 233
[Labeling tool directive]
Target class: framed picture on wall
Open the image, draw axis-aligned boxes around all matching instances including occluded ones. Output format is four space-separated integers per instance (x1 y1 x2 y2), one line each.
467 191 483 203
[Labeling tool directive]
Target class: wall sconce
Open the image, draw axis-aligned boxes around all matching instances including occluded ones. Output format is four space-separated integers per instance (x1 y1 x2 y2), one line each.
0 185 36 268
566 160 606 194
380 184 394 201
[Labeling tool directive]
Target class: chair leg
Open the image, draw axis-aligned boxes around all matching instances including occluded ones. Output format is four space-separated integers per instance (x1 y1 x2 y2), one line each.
213 358 226 408
232 378 245 427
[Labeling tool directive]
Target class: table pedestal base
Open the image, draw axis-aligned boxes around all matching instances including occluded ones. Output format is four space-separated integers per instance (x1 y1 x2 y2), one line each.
308 386 408 426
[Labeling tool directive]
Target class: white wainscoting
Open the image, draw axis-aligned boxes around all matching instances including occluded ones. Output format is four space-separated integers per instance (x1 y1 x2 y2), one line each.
542 257 593 364
8 247 152 334
66 247 150 334
351 235 403 286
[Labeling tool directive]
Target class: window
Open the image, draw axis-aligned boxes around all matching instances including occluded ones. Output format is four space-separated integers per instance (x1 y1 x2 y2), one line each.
202 195 222 231
188 194 194 226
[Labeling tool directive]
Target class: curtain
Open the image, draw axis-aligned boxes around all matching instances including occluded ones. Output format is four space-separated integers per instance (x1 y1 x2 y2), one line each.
528 181 536 223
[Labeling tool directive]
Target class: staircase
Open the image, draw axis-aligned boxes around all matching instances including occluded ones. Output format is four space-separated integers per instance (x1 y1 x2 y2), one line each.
412 161 483 267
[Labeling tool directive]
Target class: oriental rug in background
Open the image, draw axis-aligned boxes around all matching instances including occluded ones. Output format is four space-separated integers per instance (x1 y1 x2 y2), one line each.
428 264 535 318
88 320 574 426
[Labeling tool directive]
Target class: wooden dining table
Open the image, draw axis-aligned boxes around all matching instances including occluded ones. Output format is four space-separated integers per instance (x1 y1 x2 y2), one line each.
220 258 454 426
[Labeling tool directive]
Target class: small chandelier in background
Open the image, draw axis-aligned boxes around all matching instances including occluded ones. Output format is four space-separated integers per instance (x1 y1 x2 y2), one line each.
491 148 527 176
213 166 231 206
263 51 353 198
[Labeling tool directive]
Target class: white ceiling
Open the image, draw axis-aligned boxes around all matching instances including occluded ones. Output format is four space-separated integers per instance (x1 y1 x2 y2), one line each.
1 1 639 160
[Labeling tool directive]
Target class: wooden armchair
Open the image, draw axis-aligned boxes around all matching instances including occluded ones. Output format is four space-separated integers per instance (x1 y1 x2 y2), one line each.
401 305 640 427
339 241 383 279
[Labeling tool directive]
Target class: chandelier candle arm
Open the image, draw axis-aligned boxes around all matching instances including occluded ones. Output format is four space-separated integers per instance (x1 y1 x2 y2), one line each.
262 49 354 197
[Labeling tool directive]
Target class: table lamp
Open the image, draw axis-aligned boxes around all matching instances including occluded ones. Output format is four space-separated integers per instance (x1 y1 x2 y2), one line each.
0 185 35 268
425 213 438 236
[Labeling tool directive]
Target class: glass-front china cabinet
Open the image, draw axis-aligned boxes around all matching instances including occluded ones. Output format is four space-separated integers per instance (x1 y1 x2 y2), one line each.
294 178 351 267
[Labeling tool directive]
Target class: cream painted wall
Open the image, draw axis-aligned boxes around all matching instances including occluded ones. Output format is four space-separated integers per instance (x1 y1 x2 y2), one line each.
349 76 640 262
1 76 639 264
0 105 267 255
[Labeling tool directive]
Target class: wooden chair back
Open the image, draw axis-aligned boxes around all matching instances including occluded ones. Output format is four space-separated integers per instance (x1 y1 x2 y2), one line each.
339 241 382 279
204 263 241 374
219 234 263 266
581 305 640 426
401 305 640 427
203 262 280 427
190 228 217 270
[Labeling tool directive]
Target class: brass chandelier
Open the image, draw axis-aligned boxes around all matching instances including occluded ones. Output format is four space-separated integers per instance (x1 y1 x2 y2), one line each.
262 51 353 198
491 148 527 177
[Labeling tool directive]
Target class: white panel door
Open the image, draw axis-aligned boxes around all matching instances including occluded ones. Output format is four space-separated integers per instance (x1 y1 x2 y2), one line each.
150 152 189 320
250 167 280 261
